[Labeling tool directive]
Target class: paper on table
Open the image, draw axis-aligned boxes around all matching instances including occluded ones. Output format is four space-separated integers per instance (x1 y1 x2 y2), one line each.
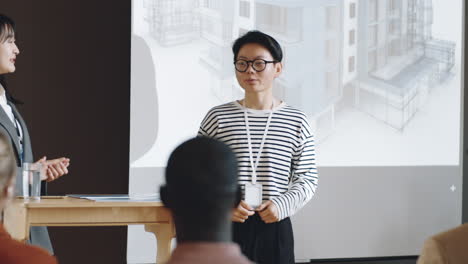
67 194 160 202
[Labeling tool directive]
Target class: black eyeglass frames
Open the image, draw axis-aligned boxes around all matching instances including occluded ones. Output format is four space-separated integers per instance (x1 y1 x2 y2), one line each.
234 59 278 72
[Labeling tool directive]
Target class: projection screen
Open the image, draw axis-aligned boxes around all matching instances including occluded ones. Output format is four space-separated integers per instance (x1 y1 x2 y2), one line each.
128 0 464 262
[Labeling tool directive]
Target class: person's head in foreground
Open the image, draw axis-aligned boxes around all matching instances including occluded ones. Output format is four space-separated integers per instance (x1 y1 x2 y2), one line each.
0 131 57 264
0 131 16 210
160 137 241 243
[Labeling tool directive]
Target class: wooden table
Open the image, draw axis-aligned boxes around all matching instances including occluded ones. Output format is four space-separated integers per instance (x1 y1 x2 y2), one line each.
3 196 175 263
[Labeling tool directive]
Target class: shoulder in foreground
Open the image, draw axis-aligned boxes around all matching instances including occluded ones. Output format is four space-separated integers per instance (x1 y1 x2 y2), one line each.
0 241 57 264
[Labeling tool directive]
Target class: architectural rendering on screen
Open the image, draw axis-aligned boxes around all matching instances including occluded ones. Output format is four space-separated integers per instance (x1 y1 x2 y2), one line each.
131 0 460 167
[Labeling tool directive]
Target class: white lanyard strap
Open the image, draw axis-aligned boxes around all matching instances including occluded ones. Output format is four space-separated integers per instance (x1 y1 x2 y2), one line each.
244 101 274 184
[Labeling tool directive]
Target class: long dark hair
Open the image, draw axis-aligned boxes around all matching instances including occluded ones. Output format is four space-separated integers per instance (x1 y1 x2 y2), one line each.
0 14 22 105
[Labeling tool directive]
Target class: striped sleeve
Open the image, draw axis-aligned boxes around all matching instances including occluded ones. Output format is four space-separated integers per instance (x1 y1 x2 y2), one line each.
198 108 219 137
271 118 318 220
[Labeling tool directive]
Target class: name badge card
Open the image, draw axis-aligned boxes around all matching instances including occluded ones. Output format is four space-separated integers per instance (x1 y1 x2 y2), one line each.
245 182 262 209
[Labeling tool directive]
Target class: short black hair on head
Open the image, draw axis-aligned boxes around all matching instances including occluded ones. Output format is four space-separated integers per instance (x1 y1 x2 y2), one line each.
232 30 283 62
0 14 16 44
164 137 238 208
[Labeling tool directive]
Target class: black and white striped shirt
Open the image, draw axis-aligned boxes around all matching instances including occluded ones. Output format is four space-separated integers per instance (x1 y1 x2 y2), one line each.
198 101 318 220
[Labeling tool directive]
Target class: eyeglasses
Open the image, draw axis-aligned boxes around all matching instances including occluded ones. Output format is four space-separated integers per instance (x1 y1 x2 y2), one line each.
234 59 277 72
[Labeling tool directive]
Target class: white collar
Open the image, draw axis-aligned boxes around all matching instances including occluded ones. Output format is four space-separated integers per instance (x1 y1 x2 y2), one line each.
0 86 8 105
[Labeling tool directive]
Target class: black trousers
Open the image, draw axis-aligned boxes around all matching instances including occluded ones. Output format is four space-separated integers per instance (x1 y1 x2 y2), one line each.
233 214 295 264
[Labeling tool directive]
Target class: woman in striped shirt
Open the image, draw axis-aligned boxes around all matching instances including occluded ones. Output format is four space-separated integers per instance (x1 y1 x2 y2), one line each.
198 30 318 264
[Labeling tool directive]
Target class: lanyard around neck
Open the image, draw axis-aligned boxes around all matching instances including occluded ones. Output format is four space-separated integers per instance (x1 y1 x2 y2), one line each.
243 100 274 184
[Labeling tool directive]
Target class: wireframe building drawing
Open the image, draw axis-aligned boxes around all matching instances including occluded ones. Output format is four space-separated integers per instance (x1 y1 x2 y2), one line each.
144 0 199 46
197 0 246 102
254 0 345 139
352 0 455 130
146 0 455 135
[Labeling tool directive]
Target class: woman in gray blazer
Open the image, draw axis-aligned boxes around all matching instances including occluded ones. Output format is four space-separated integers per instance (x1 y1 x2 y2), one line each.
0 14 70 254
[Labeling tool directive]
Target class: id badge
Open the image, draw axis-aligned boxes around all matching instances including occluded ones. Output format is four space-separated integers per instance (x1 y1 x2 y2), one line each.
245 182 262 209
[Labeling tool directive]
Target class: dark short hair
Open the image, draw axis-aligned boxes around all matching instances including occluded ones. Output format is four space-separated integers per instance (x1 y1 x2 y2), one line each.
164 137 238 208
232 30 283 62
0 14 16 44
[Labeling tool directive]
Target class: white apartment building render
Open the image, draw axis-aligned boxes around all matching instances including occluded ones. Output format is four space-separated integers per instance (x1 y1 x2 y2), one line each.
255 0 344 139
144 0 199 46
197 0 244 102
343 0 359 85
354 0 455 130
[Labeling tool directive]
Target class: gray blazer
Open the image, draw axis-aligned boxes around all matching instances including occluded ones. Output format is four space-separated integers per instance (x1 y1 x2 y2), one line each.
0 100 53 254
